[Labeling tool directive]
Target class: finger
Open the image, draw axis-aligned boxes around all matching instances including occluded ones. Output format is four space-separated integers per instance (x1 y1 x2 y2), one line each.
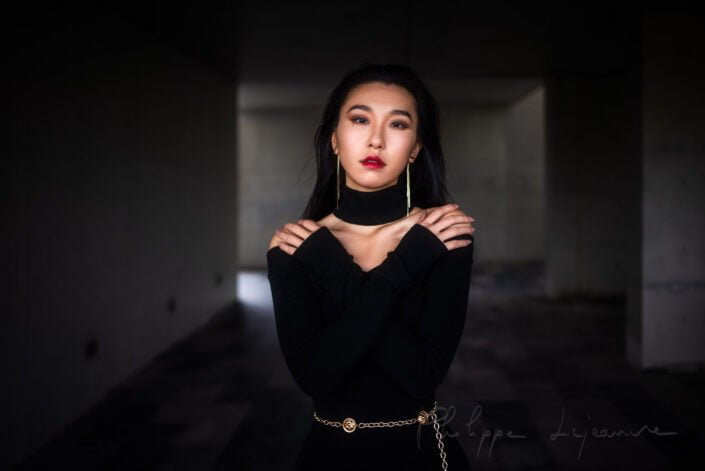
448 211 477 233
443 209 464 218
429 216 473 241
269 234 282 249
444 238 473 251
443 221 475 233
438 224 474 243
441 208 476 222
441 213 473 227
299 219 322 233
282 222 310 240
276 229 303 250
278 242 295 256
424 204 460 225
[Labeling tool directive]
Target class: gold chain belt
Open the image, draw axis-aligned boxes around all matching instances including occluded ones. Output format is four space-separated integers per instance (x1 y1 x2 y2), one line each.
312 400 449 470
313 400 439 433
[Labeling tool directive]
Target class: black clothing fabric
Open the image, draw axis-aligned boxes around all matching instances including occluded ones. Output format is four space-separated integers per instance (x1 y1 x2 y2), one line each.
298 419 469 470
333 179 408 225
266 189 474 470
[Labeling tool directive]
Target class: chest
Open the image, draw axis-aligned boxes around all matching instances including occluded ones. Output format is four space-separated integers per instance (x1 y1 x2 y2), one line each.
316 207 426 272
330 229 399 272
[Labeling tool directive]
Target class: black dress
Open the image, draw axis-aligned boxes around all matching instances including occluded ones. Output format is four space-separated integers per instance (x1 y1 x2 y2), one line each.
266 181 474 470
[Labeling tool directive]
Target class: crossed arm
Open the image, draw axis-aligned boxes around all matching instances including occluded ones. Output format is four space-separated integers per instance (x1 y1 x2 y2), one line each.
267 216 474 399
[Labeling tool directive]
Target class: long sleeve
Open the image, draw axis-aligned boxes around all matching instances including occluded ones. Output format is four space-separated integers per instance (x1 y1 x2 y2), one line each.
266 224 448 397
368 233 473 399
292 224 474 400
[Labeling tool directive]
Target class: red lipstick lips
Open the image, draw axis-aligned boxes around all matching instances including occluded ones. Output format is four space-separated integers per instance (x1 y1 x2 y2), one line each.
360 155 385 169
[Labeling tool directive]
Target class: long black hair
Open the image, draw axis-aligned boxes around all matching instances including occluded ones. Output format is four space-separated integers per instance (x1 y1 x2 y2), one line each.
300 63 454 221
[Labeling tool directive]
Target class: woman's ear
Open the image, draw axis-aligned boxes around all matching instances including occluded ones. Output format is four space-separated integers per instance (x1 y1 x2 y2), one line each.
412 141 422 161
331 133 338 154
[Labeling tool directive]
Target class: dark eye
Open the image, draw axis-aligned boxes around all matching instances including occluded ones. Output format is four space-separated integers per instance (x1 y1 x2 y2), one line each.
351 116 368 124
391 121 409 129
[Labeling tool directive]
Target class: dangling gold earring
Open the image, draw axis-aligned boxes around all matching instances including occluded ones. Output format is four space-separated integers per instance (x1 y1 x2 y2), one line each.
336 153 340 210
406 159 411 216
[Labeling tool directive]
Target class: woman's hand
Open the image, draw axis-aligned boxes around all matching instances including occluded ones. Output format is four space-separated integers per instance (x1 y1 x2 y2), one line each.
418 204 476 251
268 219 323 256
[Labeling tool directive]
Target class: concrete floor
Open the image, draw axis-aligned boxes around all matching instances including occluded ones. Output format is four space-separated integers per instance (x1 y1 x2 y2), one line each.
15 263 705 470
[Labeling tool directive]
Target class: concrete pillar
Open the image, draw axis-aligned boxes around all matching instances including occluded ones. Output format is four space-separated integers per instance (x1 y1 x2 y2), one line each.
627 13 705 368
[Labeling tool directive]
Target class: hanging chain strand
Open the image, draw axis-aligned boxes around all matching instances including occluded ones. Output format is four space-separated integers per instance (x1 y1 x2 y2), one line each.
431 409 449 470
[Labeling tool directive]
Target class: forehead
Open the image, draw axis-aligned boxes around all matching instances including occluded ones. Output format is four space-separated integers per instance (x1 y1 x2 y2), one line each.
342 82 417 114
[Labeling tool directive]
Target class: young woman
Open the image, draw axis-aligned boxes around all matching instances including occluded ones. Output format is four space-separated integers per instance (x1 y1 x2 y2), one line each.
266 63 476 470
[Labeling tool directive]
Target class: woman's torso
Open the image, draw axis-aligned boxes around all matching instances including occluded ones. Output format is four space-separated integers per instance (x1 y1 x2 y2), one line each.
294 208 471 469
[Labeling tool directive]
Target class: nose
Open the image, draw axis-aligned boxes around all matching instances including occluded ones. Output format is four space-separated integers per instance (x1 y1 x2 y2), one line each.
367 122 384 150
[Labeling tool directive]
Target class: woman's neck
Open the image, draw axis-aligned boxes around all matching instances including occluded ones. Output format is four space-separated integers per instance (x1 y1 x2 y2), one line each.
332 179 408 226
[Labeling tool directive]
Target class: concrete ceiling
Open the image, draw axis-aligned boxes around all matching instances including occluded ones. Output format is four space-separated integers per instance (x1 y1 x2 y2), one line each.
237 77 543 110
103 2 650 85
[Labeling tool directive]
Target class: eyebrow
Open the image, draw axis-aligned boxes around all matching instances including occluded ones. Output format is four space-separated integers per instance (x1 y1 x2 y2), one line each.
346 104 414 121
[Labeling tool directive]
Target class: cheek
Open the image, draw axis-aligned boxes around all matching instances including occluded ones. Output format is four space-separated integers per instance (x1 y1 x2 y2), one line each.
387 130 417 151
338 126 366 149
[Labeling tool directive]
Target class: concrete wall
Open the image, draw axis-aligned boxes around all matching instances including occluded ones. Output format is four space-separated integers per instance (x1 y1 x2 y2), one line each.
628 13 705 368
442 105 508 264
503 87 546 262
0 11 238 467
237 107 321 267
441 88 545 264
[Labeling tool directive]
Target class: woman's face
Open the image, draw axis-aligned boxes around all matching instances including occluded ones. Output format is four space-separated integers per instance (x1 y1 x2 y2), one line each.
331 81 422 192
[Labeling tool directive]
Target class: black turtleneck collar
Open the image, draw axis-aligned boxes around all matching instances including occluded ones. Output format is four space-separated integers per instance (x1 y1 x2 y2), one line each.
333 179 408 225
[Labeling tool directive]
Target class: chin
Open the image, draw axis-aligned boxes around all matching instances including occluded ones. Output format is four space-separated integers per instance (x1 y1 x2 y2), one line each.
350 175 399 191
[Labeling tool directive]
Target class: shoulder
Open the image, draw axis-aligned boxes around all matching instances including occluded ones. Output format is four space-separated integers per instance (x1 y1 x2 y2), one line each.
315 213 336 229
